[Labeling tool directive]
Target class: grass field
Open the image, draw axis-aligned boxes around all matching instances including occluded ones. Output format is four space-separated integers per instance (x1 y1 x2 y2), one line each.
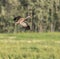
0 32 60 59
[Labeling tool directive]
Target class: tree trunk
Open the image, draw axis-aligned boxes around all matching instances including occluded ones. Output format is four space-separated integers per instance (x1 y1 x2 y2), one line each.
50 23 55 32
38 22 43 32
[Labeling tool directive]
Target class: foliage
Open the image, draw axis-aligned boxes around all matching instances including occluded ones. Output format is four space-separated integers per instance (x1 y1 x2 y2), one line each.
0 0 60 32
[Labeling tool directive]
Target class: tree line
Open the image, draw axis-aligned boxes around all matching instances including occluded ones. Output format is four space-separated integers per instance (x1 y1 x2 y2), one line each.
0 0 60 33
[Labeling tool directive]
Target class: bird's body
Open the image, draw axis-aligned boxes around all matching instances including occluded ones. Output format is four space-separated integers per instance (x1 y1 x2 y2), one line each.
13 16 31 30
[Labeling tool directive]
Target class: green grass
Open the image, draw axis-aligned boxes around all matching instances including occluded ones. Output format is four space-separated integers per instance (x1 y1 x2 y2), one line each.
0 32 60 40
0 32 60 59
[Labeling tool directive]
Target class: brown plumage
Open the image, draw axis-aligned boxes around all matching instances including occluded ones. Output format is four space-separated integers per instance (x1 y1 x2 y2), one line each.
13 16 31 30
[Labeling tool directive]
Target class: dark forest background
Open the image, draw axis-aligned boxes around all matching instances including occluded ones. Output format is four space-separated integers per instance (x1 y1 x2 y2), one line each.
0 0 60 33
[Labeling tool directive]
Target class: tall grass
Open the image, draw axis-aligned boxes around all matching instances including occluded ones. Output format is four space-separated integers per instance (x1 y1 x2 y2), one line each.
0 40 60 59
0 32 60 59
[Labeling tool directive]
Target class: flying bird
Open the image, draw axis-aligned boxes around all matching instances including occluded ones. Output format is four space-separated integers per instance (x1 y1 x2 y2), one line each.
13 16 31 30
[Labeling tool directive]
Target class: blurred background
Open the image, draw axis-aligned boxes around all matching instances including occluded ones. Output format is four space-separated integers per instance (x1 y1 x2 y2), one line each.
0 0 60 33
